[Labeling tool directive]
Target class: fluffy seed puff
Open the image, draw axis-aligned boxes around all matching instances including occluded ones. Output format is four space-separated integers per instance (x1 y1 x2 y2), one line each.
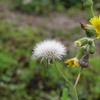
32 40 67 64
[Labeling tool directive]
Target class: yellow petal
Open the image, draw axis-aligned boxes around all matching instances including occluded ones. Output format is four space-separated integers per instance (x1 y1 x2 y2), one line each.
74 41 82 46
64 58 79 68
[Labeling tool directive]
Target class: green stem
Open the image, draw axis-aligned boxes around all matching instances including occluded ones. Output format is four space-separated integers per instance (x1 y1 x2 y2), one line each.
53 63 83 100
90 6 94 17
53 63 73 88
73 87 79 100
94 37 99 41
72 67 83 100
74 67 83 87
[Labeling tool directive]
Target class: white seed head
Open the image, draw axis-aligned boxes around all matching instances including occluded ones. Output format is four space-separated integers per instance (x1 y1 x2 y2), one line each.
32 40 67 63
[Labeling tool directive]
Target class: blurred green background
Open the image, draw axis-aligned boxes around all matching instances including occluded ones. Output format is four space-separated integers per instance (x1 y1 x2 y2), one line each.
0 0 100 100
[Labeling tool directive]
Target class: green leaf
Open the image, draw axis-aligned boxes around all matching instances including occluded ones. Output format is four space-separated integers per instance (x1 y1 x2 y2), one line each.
61 88 68 100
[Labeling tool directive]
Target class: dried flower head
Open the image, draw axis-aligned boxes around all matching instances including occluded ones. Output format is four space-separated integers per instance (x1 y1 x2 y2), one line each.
32 40 67 64
79 53 90 68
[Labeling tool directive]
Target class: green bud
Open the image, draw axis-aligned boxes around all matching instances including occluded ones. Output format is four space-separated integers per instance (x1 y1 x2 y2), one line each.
83 0 93 8
85 26 96 37
76 47 86 59
89 43 96 54
74 37 88 47
88 39 93 45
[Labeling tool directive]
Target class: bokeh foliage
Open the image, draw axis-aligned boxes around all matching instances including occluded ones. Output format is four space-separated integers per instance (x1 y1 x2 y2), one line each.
0 18 100 100
0 0 100 100
10 0 82 15
9 0 100 15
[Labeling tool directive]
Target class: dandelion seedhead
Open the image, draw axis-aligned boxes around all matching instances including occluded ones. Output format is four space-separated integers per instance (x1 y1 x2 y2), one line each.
33 40 67 64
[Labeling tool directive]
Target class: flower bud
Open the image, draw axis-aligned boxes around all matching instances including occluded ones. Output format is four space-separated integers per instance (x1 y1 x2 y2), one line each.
74 37 88 47
79 22 86 29
83 0 93 8
74 41 82 47
89 43 96 54
85 26 96 37
76 47 86 59
88 39 93 45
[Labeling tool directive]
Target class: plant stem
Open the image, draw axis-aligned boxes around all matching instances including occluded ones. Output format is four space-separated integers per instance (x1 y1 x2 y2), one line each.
74 67 83 87
90 6 94 17
53 63 83 100
72 67 83 100
94 37 99 41
73 87 79 100
53 63 73 88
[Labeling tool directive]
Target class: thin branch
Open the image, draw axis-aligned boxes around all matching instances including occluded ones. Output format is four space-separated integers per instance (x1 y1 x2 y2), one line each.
73 87 79 100
74 67 83 88
53 63 73 88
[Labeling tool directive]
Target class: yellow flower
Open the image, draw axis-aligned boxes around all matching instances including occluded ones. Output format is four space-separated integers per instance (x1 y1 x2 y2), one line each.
74 41 82 46
74 37 88 47
64 58 79 68
87 15 100 39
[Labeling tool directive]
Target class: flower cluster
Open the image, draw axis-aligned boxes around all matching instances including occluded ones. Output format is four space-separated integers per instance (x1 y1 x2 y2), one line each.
32 1 99 100
33 15 100 68
64 15 100 68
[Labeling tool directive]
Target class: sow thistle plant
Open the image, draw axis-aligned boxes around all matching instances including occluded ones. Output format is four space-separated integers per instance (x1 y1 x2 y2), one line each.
32 0 100 100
